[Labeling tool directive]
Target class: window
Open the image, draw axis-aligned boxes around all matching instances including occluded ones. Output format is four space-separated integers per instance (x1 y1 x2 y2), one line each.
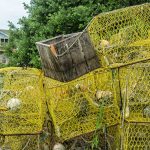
1 39 4 43
0 38 8 45
5 39 8 43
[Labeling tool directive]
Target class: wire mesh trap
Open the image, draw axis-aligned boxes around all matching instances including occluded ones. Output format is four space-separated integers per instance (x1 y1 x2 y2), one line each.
57 124 123 150
0 135 40 150
88 3 150 67
119 61 150 123
36 31 100 82
43 59 150 147
106 122 150 150
0 119 52 150
0 67 45 135
0 3 149 150
122 122 150 150
44 68 120 141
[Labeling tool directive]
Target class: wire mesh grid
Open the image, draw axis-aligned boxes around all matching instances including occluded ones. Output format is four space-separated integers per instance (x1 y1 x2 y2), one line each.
0 67 45 135
123 122 150 150
0 3 149 149
44 68 120 141
119 61 150 123
0 135 40 150
88 3 150 67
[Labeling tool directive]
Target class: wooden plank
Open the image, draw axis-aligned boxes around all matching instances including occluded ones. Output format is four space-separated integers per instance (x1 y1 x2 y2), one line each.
86 57 101 71
70 40 85 64
75 62 88 76
63 67 77 82
57 52 73 71
79 32 96 59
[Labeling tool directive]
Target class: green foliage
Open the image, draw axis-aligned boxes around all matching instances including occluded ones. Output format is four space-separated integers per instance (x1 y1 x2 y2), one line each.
5 0 149 68
0 63 8 69
92 103 104 149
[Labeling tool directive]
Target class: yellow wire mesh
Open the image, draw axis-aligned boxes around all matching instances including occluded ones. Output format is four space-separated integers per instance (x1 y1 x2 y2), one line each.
44 68 120 140
119 61 150 123
88 3 150 67
0 135 40 150
60 127 120 150
0 67 45 135
0 4 150 149
107 122 150 150
105 125 121 150
0 113 53 150
123 123 150 150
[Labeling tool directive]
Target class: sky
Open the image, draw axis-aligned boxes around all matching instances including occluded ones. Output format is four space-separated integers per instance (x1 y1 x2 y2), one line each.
0 0 31 29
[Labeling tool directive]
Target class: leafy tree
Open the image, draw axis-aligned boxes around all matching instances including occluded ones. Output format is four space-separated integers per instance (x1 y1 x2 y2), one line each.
5 0 150 68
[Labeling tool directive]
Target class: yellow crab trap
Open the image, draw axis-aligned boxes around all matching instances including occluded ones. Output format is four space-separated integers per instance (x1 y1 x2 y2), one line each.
0 135 40 150
61 125 120 150
44 68 120 141
122 122 150 150
119 61 150 123
0 67 45 135
88 3 150 67
0 113 52 150
106 122 150 150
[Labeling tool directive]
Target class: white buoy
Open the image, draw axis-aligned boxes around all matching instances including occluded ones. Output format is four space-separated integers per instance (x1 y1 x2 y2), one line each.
75 84 80 89
99 40 110 48
7 98 21 111
96 90 112 100
75 84 87 91
53 143 65 150
143 106 150 117
25 86 34 90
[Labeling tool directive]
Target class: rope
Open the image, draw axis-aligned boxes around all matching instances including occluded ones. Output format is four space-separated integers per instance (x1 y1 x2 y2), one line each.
56 16 96 57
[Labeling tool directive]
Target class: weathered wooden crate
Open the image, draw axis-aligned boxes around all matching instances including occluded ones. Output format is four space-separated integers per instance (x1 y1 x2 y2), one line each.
36 31 100 82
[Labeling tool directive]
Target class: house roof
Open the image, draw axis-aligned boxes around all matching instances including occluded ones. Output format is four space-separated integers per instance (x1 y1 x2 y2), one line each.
0 29 9 34
0 29 9 38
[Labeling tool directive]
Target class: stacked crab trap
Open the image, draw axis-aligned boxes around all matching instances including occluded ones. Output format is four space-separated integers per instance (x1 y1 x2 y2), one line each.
0 67 48 150
87 3 150 150
37 3 150 149
44 68 120 141
0 3 149 150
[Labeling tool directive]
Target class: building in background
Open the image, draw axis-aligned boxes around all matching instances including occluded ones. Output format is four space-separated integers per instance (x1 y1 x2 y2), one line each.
0 29 9 64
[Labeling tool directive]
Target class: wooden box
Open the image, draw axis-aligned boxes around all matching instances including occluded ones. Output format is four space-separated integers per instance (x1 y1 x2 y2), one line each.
36 31 100 82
